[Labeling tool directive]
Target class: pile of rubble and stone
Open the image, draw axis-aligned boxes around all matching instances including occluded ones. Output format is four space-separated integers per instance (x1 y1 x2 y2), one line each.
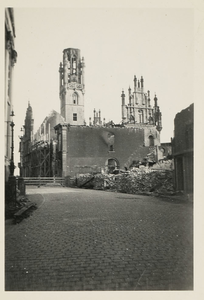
116 168 174 195
73 163 174 196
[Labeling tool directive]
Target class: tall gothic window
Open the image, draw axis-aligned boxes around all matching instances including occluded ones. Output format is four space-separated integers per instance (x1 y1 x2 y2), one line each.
72 93 78 105
72 56 76 74
149 135 154 146
138 110 143 123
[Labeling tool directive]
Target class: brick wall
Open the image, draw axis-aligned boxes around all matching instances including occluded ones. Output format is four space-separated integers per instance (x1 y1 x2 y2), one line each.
173 104 193 155
62 126 151 176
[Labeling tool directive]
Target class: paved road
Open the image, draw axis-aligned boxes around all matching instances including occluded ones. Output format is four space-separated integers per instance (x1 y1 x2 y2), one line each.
5 186 193 291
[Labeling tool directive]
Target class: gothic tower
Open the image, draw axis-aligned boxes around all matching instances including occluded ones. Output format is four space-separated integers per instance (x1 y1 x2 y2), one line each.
59 48 85 125
24 101 34 145
19 102 34 176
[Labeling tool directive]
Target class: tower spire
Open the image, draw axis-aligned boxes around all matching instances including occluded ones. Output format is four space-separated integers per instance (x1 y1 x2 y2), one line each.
154 94 158 107
121 89 126 122
141 76 144 88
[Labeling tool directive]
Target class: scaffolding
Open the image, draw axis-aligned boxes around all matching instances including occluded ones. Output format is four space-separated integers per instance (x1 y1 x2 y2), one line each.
20 138 62 178
30 140 52 177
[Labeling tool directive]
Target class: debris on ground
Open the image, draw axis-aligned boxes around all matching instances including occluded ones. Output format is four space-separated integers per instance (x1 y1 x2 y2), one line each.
5 186 37 222
74 166 175 197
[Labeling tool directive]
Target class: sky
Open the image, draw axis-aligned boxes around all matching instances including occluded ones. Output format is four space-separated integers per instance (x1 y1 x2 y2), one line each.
8 3 197 168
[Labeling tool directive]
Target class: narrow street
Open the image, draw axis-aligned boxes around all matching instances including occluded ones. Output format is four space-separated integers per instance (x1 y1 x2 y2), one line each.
5 186 193 291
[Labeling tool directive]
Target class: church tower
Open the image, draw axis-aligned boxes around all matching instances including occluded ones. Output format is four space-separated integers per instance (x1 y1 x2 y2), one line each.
24 101 34 145
59 48 85 125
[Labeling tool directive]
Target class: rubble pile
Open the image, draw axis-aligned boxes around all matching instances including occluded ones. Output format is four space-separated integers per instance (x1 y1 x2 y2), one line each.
117 169 152 194
76 167 174 195
94 173 117 190
117 169 174 195
76 173 117 190
76 173 95 188
151 160 173 171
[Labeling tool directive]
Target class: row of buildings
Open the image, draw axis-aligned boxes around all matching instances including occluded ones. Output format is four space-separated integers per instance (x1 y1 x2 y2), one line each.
5 9 193 195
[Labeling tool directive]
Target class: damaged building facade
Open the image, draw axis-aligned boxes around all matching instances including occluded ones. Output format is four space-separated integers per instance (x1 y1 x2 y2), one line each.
19 48 165 178
19 105 64 177
172 103 193 194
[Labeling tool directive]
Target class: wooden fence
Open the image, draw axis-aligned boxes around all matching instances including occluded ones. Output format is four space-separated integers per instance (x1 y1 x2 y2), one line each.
23 177 65 186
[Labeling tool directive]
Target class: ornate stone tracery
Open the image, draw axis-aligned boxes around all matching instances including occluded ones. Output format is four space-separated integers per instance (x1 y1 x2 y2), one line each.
59 48 85 125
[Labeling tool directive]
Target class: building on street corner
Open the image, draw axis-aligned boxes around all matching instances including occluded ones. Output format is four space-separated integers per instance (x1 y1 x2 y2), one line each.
5 8 17 181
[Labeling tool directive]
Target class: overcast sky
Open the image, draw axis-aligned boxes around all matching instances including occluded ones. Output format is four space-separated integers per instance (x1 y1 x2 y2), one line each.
10 3 197 166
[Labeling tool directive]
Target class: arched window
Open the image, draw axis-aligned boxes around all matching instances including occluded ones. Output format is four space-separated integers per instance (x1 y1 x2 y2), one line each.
149 135 154 146
105 158 120 174
72 93 78 105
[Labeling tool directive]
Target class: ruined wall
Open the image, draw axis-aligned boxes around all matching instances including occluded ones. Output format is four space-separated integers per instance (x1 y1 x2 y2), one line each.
61 126 153 176
143 126 160 146
173 104 193 155
34 110 64 143
173 103 193 194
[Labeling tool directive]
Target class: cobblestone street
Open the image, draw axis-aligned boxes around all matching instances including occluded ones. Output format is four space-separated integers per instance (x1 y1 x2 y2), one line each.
5 186 193 291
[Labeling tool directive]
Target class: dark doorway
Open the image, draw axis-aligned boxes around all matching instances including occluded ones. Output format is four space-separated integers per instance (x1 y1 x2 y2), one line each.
106 158 119 173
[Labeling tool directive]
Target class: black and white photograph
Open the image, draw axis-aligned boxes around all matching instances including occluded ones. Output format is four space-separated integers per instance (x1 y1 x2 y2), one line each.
4 0 203 297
